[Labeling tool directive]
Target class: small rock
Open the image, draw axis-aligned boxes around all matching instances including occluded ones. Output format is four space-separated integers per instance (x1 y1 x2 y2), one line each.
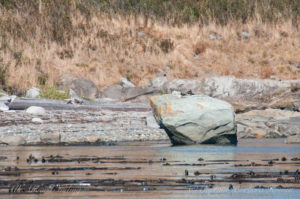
209 34 216 40
69 89 80 99
285 135 300 144
0 102 9 112
40 132 60 144
62 137 83 144
32 118 43 123
130 120 146 126
26 106 46 115
84 135 100 143
138 31 145 37
8 95 17 103
120 78 135 88
65 89 84 104
0 92 10 101
26 87 40 98
0 136 25 146
171 91 181 97
209 33 222 40
149 76 168 90
242 31 251 39
270 76 281 81
246 128 266 138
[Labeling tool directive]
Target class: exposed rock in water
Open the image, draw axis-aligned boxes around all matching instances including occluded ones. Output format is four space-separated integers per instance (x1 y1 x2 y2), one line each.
150 94 237 145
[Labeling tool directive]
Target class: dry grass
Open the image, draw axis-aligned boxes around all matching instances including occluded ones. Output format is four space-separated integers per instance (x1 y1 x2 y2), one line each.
0 9 299 92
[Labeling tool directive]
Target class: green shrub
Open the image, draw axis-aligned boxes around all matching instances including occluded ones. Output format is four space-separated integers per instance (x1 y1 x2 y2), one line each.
40 87 70 100
37 75 47 86
0 58 7 87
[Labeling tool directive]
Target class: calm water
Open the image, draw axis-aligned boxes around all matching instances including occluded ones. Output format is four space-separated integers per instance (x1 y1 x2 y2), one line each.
0 139 299 198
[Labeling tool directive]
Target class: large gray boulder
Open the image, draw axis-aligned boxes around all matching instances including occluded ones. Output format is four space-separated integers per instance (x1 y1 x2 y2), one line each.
150 94 237 145
65 78 99 99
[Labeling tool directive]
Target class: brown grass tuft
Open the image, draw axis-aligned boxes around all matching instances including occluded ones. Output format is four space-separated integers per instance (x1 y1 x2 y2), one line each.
193 41 208 55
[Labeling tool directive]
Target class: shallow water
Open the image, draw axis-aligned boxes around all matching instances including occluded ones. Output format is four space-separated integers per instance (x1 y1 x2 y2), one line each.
0 139 299 198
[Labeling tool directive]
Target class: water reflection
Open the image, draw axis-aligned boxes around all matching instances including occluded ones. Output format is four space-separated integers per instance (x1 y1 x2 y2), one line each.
0 139 299 198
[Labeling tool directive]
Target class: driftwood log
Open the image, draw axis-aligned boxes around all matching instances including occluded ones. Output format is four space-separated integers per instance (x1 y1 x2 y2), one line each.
8 98 151 112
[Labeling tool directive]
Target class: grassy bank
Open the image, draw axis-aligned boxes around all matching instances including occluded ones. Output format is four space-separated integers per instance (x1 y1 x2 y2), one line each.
0 0 299 93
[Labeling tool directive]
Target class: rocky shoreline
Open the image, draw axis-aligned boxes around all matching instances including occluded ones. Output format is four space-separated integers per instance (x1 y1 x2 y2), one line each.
1 75 300 146
0 101 300 146
0 107 167 146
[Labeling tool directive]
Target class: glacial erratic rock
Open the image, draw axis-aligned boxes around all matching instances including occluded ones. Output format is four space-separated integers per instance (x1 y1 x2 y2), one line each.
150 94 237 145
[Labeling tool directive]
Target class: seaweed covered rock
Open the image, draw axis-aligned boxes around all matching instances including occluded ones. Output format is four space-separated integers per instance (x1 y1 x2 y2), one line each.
150 94 237 145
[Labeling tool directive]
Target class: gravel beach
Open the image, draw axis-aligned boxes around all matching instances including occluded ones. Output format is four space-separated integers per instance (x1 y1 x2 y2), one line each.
0 109 168 145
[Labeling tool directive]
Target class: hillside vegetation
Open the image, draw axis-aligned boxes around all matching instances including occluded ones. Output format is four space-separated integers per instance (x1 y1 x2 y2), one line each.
0 0 299 93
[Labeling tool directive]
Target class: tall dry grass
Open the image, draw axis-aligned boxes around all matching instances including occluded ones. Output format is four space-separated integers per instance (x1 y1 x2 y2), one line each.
0 0 299 93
